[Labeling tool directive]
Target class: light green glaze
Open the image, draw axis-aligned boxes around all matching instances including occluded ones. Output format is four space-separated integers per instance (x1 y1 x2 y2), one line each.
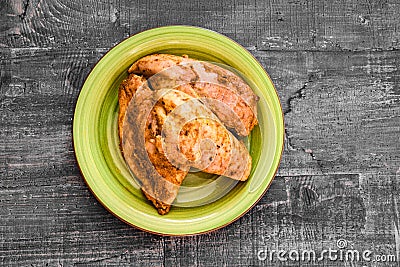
73 26 284 235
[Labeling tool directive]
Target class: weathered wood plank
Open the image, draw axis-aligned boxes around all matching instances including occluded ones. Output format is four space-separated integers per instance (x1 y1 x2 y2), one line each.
1 46 399 266
160 174 397 266
262 50 400 175
1 0 399 264
1 0 399 50
2 48 398 176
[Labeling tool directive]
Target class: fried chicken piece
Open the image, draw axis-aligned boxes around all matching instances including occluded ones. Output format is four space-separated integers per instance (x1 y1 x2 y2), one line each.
119 74 188 215
118 74 146 141
159 90 252 181
128 54 259 136
120 54 257 214
120 83 252 214
128 54 193 76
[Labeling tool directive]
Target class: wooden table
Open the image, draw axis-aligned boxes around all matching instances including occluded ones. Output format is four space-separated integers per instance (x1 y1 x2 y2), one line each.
1 0 399 266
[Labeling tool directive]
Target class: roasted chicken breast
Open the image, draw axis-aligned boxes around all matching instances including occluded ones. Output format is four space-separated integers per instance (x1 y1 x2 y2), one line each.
120 84 251 214
158 90 252 181
129 54 259 136
118 74 146 141
119 74 189 215
119 54 257 215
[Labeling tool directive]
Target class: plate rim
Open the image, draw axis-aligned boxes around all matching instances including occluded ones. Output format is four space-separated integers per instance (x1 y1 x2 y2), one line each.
73 25 284 236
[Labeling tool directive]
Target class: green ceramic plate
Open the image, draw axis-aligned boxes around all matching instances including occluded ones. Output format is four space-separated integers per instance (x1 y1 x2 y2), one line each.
73 26 284 235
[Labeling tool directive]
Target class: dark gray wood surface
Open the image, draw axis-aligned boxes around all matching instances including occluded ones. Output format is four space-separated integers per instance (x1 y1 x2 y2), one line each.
1 0 399 266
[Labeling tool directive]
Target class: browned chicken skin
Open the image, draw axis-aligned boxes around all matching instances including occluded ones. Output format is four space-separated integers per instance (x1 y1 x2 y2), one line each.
129 54 259 136
119 54 257 214
158 90 252 181
118 74 146 141
119 75 189 214
128 54 192 76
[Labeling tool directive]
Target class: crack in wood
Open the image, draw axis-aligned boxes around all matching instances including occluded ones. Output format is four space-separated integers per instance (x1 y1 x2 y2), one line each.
283 74 324 170
283 74 314 116
19 0 30 21
284 129 299 153
288 138 325 171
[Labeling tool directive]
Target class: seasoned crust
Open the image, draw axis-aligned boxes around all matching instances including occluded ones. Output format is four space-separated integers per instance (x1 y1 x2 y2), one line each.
127 54 259 136
119 54 255 215
118 74 146 142
118 74 188 215
128 53 192 77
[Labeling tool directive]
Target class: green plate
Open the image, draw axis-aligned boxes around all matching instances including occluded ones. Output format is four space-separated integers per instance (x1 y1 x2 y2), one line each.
73 26 284 235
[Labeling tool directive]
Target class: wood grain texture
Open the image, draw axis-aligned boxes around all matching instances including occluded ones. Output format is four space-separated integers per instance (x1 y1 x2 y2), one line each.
1 0 399 50
1 0 399 266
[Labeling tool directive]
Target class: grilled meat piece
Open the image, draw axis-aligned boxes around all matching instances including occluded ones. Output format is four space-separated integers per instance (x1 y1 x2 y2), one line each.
119 54 258 214
119 74 188 215
128 54 192 76
118 74 146 141
120 81 252 214
129 54 259 136
158 90 252 181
